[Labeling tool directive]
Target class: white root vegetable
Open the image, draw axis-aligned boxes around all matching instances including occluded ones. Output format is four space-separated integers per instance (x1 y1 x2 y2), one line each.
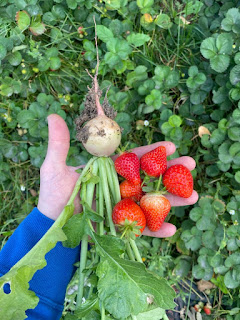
82 115 121 157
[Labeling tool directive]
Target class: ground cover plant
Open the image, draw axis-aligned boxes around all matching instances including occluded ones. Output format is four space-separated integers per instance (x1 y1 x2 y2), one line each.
1 0 240 319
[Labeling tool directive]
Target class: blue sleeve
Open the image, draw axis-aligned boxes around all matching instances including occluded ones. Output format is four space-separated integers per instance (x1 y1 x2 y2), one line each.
0 207 80 320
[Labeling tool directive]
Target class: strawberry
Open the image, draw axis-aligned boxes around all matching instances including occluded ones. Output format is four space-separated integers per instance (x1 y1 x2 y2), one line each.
163 164 193 198
140 146 167 177
112 198 146 234
203 306 211 315
120 180 144 202
114 152 141 185
140 193 171 232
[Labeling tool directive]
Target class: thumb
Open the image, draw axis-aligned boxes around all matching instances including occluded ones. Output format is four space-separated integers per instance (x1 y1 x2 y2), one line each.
44 114 70 166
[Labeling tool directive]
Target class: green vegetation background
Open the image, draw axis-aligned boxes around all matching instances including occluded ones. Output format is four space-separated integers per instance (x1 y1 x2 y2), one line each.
1 0 240 317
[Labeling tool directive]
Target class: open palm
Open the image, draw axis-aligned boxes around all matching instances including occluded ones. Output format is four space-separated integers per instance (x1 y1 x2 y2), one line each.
38 114 198 237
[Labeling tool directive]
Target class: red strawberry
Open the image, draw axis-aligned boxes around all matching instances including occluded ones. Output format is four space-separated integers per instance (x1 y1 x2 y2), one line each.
140 193 171 232
112 198 146 234
120 180 144 202
140 146 167 177
163 164 193 198
114 152 141 185
203 305 211 315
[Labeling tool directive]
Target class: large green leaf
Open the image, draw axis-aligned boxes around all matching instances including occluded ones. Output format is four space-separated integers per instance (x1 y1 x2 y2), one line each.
93 233 175 319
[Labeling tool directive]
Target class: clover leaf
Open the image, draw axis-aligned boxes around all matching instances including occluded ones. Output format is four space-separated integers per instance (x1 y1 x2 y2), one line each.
186 66 207 90
153 65 179 90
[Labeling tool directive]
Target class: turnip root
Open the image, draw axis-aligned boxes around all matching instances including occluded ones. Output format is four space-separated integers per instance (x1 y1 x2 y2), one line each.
80 115 121 156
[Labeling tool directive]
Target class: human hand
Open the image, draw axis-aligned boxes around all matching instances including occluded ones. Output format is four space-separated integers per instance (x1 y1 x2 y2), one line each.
38 114 198 237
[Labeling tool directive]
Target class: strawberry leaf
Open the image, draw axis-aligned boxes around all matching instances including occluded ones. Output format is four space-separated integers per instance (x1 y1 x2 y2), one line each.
15 11 30 31
29 17 46 36
0 204 74 320
92 233 176 319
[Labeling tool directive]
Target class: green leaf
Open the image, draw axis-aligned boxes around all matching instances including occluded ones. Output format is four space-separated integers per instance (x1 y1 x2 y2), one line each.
17 110 35 128
187 72 206 89
153 65 179 90
210 54 230 73
228 127 240 141
134 307 166 320
96 25 114 43
221 8 240 33
0 44 7 61
115 112 132 136
66 0 77 9
189 207 202 222
7 51 22 66
50 56 61 70
224 268 240 289
103 0 127 10
211 276 229 294
181 227 202 251
230 65 240 86
75 298 98 317
127 33 150 47
93 233 176 318
137 0 154 10
62 213 89 248
200 37 217 59
235 171 240 183
154 14 172 29
106 38 132 59
29 20 46 36
15 11 30 31
0 204 74 319
168 115 182 127
184 1 203 15
216 33 233 55
145 89 162 109
126 65 148 87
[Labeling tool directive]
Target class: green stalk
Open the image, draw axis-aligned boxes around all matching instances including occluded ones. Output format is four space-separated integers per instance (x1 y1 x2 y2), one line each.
156 175 162 192
107 157 121 204
129 239 143 264
76 234 88 307
101 304 106 320
105 159 116 203
76 161 98 308
97 179 104 236
98 157 116 236
68 157 97 205
126 241 135 261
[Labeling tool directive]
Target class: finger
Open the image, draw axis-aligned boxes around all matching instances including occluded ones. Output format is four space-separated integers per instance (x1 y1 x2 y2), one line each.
142 222 176 238
112 141 176 161
45 114 70 165
167 156 196 171
166 190 199 207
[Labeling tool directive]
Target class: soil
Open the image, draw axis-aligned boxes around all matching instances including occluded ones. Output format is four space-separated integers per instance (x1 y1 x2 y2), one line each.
75 81 117 143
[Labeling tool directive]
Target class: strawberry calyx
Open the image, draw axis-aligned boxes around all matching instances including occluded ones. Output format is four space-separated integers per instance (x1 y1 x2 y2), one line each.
117 219 143 239
141 174 167 194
